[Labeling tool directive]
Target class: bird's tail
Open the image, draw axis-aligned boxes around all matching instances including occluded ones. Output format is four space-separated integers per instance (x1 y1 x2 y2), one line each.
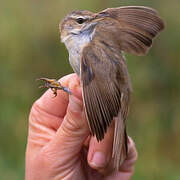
112 112 128 170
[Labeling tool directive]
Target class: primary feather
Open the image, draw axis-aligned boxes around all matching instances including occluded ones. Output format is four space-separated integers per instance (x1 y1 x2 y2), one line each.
98 6 165 55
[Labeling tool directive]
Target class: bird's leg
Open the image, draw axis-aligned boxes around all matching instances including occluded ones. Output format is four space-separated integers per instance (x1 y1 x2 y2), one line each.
37 78 72 97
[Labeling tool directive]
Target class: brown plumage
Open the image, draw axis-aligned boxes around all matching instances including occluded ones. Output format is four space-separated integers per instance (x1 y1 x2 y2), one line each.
61 6 165 170
76 7 164 170
39 6 165 170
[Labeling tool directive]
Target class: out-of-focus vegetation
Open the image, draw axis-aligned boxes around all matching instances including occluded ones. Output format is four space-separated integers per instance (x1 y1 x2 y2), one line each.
0 0 179 179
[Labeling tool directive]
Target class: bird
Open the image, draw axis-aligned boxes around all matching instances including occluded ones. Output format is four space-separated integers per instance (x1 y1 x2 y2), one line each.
38 6 165 170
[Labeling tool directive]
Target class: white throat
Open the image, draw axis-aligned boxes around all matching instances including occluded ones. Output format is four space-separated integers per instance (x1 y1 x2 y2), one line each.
63 33 91 52
62 30 94 75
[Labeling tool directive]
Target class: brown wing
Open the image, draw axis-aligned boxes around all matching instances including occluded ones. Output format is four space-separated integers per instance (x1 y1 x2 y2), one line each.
97 6 165 55
80 40 131 141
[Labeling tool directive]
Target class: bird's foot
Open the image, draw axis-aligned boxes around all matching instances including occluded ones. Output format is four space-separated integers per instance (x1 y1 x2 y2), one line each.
36 77 72 97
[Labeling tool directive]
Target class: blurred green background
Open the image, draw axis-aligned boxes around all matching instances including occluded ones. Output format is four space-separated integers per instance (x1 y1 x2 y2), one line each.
0 0 179 179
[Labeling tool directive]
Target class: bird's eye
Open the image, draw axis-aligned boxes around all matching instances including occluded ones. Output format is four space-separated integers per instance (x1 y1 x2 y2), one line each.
76 18 85 24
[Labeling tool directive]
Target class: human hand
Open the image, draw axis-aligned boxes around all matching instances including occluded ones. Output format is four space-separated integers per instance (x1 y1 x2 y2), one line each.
26 73 137 180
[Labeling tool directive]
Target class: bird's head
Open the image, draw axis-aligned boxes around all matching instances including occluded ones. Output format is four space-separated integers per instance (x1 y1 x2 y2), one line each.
59 10 99 43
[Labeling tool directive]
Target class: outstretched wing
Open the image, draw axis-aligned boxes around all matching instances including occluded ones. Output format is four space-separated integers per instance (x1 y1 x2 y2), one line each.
80 40 131 141
97 6 165 55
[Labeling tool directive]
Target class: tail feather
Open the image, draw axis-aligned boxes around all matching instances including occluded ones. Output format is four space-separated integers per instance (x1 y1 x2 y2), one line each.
112 112 128 170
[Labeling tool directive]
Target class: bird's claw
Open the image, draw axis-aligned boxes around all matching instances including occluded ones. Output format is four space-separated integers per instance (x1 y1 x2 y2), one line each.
36 77 72 96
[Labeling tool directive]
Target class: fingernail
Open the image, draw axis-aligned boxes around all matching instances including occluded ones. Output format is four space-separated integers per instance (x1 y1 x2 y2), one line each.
69 95 82 112
91 152 106 168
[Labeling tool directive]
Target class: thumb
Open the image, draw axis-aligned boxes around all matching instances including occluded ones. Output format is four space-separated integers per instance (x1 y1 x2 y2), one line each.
46 93 90 165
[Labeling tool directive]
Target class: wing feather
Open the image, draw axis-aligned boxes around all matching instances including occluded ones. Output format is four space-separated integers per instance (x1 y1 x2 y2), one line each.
98 6 165 55
80 41 130 141
80 41 131 168
80 6 164 168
